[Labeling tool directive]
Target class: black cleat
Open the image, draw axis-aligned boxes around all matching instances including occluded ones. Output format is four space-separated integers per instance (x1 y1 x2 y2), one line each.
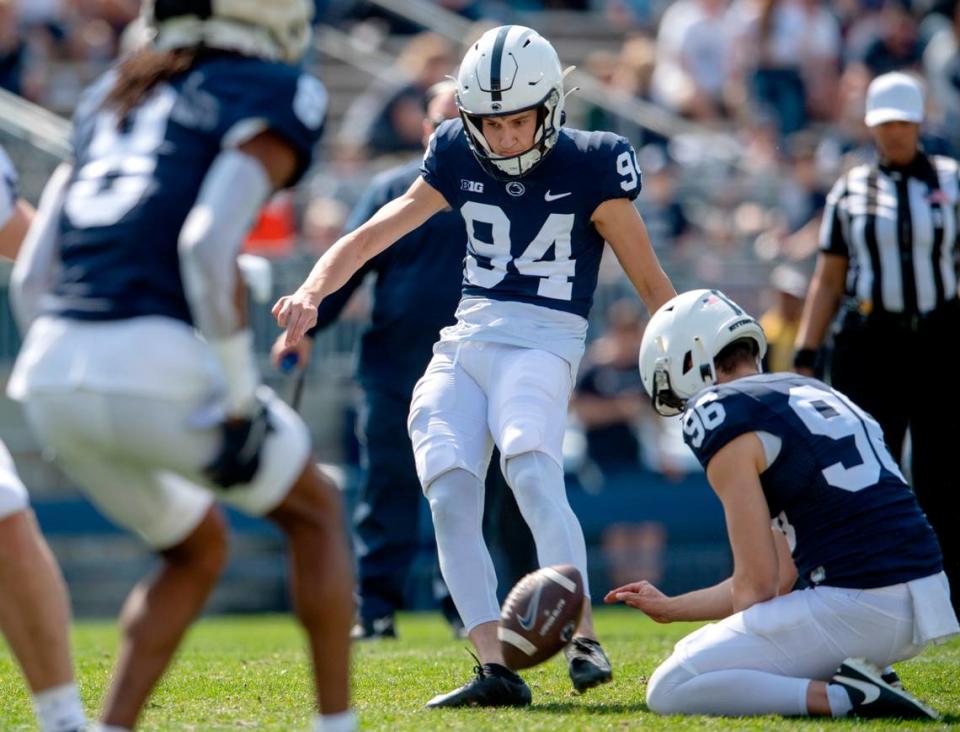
426 662 532 708
350 614 396 641
831 658 938 719
565 636 613 693
880 667 904 689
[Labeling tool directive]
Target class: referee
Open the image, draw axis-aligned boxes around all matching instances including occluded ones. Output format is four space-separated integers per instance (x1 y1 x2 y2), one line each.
793 72 960 612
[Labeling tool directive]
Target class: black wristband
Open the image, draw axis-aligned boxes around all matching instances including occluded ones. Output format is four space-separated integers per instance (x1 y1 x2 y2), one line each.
793 347 818 370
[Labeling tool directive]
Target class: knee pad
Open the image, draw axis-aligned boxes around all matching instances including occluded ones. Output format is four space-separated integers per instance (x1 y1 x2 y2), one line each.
500 416 547 458
645 655 690 715
425 469 476 527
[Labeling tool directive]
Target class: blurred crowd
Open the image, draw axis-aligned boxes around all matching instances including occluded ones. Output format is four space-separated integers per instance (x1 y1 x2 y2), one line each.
4 0 960 485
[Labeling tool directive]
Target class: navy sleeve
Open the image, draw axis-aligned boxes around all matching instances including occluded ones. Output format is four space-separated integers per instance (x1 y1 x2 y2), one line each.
595 134 643 205
682 388 759 469
217 64 327 185
419 119 458 205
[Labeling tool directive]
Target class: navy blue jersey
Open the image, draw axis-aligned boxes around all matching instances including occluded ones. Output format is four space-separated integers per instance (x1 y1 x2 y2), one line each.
50 55 326 323
309 158 465 400
682 373 942 589
421 119 642 319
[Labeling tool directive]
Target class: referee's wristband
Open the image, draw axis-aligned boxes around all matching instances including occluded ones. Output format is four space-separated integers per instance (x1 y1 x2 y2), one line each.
793 347 819 371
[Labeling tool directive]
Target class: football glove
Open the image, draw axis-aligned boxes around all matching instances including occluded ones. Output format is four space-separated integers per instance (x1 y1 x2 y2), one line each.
204 399 273 488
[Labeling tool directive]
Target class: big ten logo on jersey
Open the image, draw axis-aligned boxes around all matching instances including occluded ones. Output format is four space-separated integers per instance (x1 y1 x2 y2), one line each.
461 179 485 193
788 384 906 492
682 391 726 448
461 202 575 301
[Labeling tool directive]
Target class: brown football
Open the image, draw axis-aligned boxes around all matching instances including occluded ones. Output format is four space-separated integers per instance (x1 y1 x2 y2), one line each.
498 564 584 670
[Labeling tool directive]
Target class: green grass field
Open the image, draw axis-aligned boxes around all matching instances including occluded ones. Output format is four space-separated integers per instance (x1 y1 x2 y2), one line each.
2 610 958 730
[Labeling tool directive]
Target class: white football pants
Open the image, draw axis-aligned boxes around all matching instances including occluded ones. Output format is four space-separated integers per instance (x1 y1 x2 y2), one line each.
409 341 589 632
646 573 956 716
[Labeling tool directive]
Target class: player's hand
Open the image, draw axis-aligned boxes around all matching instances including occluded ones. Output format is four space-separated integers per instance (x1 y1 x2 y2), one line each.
603 580 674 623
271 332 313 371
272 289 320 347
204 399 273 489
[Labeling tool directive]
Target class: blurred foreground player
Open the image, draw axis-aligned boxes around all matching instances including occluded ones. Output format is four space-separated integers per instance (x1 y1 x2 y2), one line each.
607 289 958 719
0 147 86 732
6 2 355 730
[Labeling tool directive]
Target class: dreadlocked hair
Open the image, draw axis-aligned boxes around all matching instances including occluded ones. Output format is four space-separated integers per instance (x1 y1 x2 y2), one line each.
105 47 200 123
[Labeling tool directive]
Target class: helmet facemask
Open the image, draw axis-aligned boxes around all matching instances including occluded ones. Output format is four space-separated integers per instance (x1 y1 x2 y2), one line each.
458 87 564 180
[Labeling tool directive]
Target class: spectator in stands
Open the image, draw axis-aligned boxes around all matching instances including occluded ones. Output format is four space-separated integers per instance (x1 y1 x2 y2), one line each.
0 0 29 97
924 0 960 155
635 149 693 253
796 0 843 122
651 0 735 120
337 32 455 156
729 0 809 137
572 300 649 477
857 0 923 75
584 36 666 149
759 264 807 372
301 196 349 257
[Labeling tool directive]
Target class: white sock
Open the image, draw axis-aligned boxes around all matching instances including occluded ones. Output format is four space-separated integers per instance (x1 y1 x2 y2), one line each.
827 683 854 717
505 451 591 596
89 725 131 732
312 709 357 732
426 468 500 630
32 683 86 732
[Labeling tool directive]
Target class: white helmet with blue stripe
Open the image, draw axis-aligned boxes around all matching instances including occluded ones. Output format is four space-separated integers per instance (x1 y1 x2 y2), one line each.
456 25 568 179
639 290 768 416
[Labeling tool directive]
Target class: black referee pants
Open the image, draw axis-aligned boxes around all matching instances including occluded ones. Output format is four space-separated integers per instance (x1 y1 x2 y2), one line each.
830 302 960 613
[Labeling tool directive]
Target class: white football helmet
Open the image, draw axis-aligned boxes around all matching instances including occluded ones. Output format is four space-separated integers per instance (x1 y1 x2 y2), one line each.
456 25 569 179
142 0 314 64
639 290 767 416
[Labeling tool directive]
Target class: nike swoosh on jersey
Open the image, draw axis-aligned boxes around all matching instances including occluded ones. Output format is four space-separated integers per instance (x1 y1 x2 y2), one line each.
835 676 881 705
544 190 572 201
517 584 543 631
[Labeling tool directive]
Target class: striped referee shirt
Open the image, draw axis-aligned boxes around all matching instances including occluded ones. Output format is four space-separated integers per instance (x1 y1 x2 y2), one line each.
819 153 960 315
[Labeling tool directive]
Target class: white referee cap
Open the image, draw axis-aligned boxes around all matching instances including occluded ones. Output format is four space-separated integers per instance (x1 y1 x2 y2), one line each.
865 72 924 127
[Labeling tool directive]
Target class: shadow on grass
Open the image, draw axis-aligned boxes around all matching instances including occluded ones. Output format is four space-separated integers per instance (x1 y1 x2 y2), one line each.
525 701 649 714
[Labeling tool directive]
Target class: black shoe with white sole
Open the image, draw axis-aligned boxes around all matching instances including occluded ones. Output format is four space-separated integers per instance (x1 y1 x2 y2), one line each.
565 636 613 693
880 667 904 689
831 658 938 719
426 661 532 708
